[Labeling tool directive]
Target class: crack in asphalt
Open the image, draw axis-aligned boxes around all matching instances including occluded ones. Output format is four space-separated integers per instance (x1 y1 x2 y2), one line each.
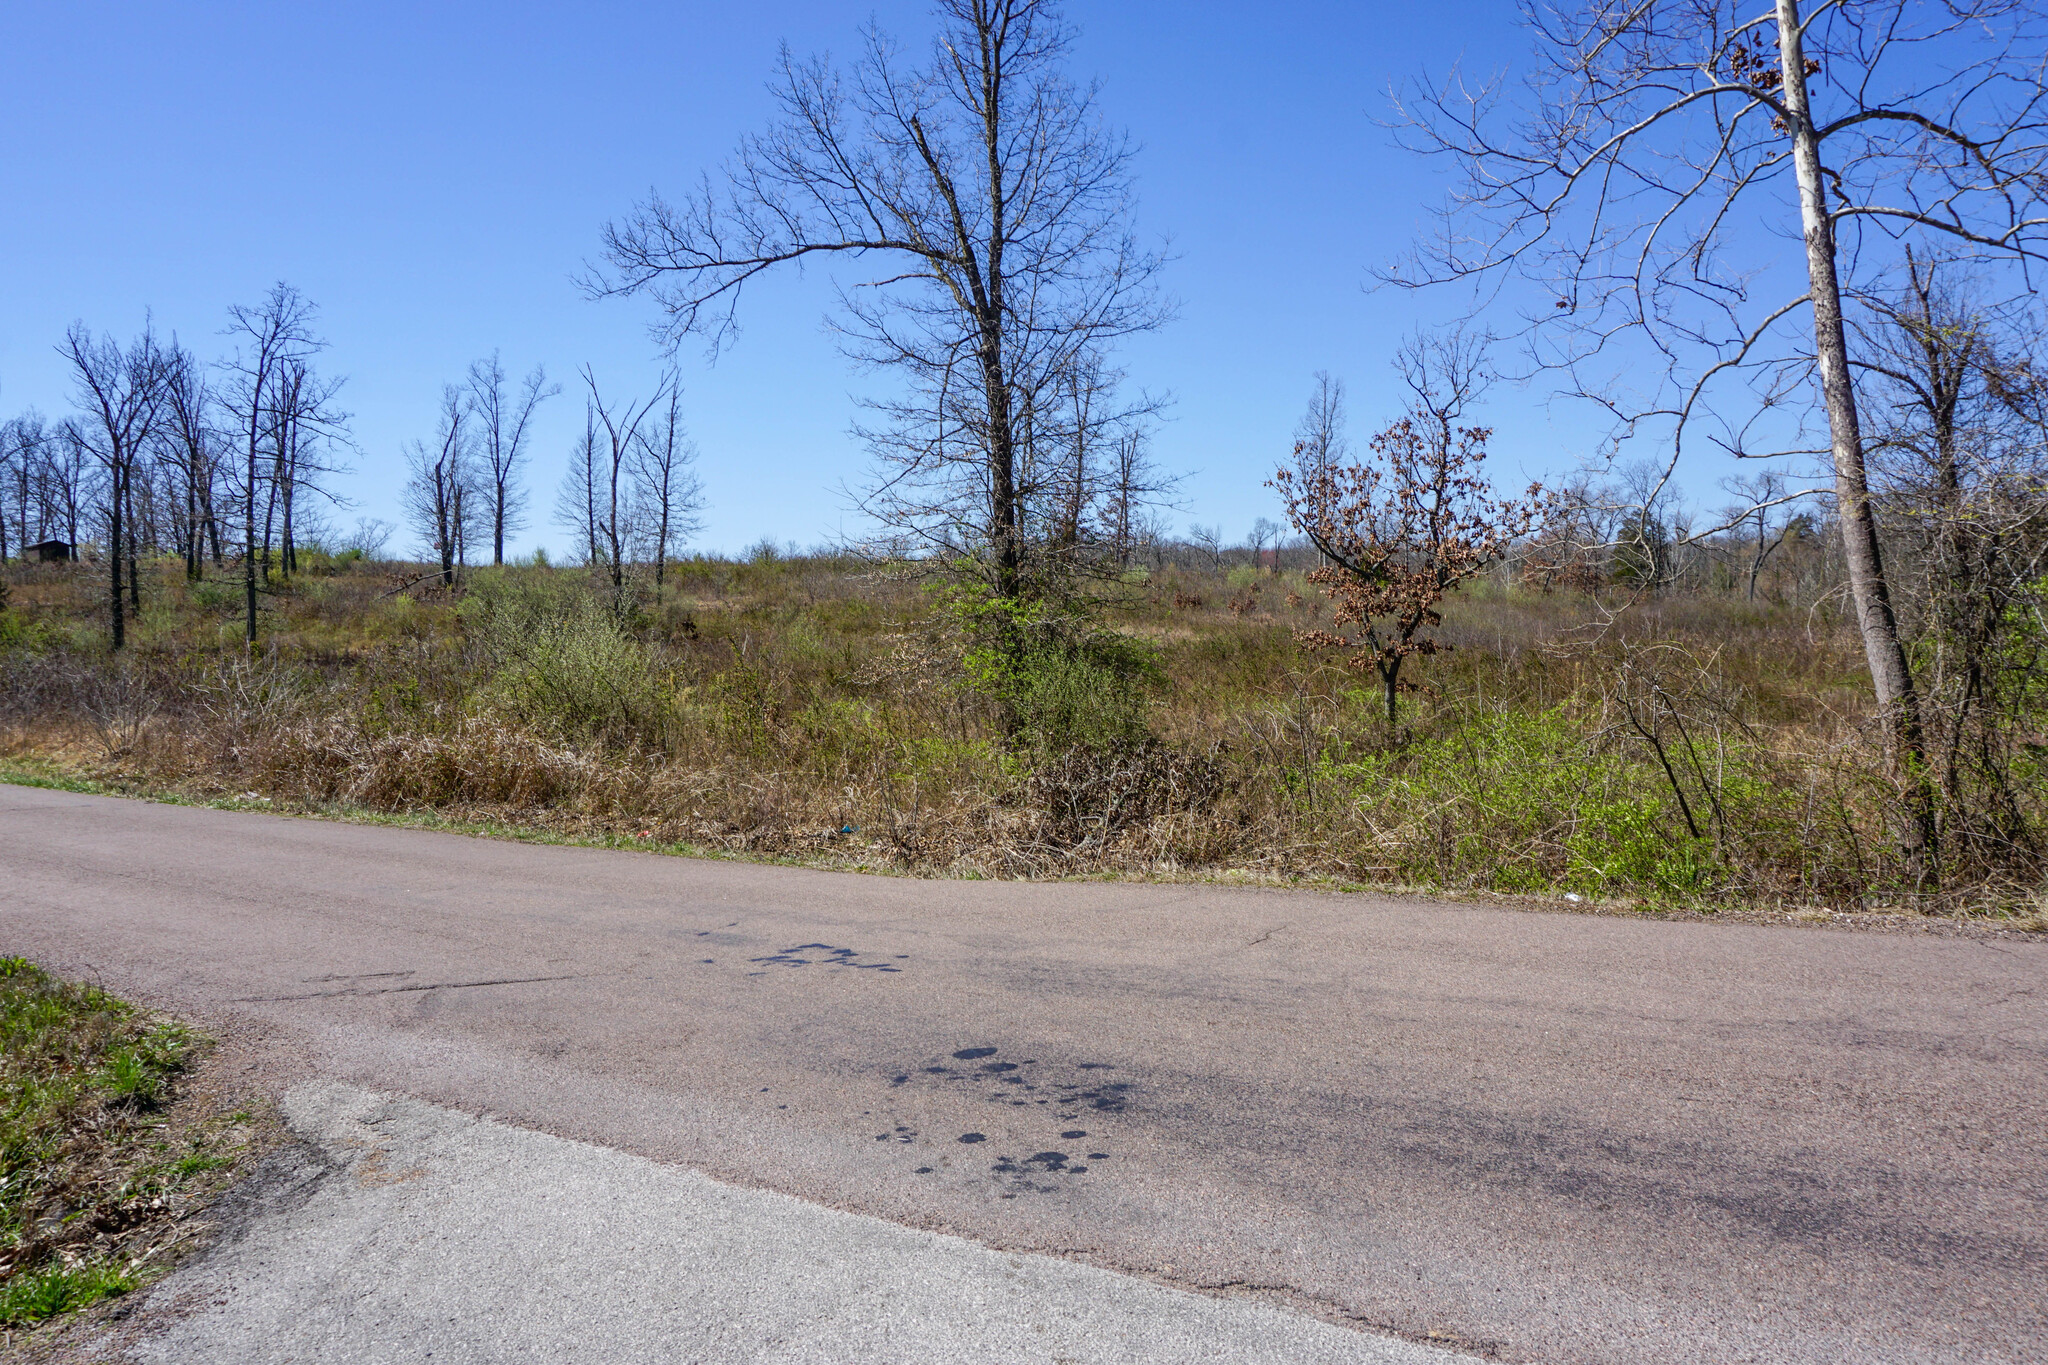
302 971 416 983
237 974 583 1002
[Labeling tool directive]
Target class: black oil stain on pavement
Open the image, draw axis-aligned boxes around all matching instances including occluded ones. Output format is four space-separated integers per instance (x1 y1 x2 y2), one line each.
747 943 906 972
989 1149 1092 1197
886 1046 1130 1196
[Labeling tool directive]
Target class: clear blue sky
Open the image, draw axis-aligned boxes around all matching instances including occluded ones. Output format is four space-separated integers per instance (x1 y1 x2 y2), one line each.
4 1 1601 558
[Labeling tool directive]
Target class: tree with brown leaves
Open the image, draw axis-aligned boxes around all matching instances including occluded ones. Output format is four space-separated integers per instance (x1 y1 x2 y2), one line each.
1273 336 1547 729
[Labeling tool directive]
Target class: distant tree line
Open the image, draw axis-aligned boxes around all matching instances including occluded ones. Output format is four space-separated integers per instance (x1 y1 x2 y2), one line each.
1 283 353 646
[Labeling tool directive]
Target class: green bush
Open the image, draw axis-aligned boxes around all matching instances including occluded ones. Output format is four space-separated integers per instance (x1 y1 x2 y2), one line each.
950 589 1160 757
1005 640 1155 753
1330 707 1725 897
188 579 238 614
0 609 55 653
0 959 189 1323
463 573 671 748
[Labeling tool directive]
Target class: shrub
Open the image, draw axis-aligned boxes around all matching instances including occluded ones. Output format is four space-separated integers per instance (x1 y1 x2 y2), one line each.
464 573 671 748
950 589 1160 756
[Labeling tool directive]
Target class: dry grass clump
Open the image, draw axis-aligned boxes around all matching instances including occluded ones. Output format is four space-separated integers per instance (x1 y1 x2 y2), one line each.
2 554 2043 920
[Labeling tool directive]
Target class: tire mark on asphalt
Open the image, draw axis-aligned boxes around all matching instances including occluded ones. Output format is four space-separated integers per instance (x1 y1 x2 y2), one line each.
237 974 583 1002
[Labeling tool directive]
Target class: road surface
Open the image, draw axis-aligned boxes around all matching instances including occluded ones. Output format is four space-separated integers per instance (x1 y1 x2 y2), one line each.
3 784 2042 1363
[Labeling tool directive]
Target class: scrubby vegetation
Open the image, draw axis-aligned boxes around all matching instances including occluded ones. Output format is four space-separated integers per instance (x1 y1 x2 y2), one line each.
4 546 2042 922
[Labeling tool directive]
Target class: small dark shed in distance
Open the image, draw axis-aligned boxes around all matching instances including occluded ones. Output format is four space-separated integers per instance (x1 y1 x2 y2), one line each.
27 540 76 563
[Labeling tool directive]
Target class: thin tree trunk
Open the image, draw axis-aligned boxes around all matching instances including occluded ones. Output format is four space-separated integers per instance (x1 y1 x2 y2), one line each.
1777 0 1933 871
282 453 296 579
245 416 258 645
655 495 668 599
605 445 624 590
261 455 279 585
185 463 200 580
126 465 140 616
108 456 126 649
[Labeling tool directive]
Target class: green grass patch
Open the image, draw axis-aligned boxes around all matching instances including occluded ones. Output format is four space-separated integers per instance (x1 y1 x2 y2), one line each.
0 958 195 1326
0 1258 137 1326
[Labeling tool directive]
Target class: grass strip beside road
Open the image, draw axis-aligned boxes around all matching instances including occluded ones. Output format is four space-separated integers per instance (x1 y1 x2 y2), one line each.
6 757 2042 940
0 958 250 1328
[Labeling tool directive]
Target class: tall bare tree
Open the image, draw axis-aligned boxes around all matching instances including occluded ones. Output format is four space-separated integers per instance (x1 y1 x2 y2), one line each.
61 322 168 649
1857 257 2048 864
466 354 557 565
403 386 474 586
222 284 324 644
630 384 704 597
261 359 348 580
560 369 670 590
1293 372 1350 482
1096 424 1174 568
45 425 90 554
159 346 227 578
0 414 49 563
589 0 1167 605
1716 470 1802 601
1391 0 2048 868
555 407 602 569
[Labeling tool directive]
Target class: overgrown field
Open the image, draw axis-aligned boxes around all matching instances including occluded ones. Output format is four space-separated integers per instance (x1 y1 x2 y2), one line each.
3 552 2044 921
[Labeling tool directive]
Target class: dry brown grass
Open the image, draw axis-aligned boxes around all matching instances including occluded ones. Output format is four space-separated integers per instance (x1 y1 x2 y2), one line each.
2 553 2042 919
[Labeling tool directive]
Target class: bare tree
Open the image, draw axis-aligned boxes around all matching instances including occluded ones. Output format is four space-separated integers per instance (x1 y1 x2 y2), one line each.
467 354 557 565
1274 334 1548 727
1187 523 1224 569
0 414 48 563
560 369 670 590
1392 0 2048 866
61 322 168 649
1857 257 2048 865
590 0 1167 606
1095 424 1174 568
1246 516 1283 568
263 359 349 580
222 284 324 644
630 384 704 597
45 425 90 554
159 346 227 578
1293 372 1350 482
1517 472 1613 592
1719 470 1794 600
0 422 14 566
343 517 395 561
403 386 474 586
554 408 602 568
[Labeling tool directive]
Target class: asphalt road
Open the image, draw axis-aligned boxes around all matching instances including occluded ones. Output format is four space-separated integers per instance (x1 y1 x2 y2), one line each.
3 784 2042 1364
130 1080 1471 1365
